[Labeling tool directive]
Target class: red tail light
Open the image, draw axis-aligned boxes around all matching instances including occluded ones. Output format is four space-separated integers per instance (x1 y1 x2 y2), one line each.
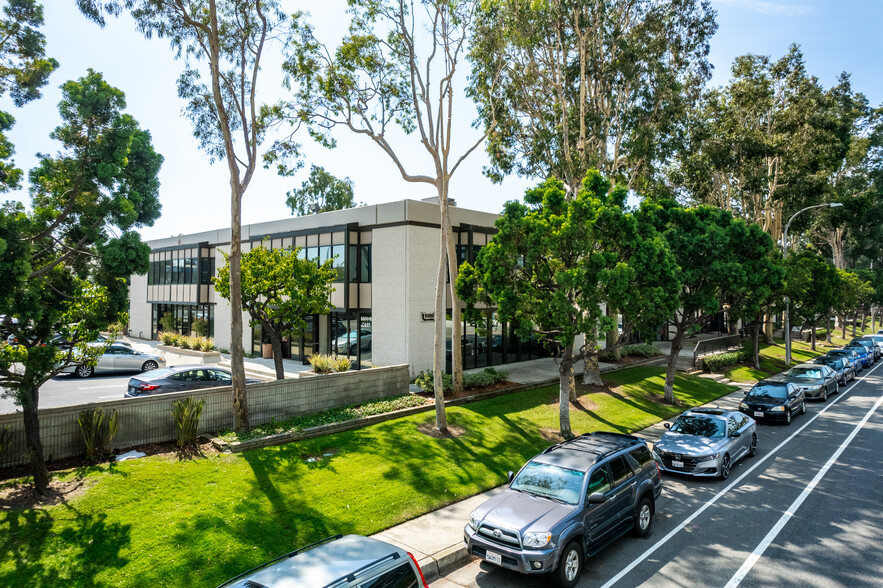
407 552 428 588
138 384 160 391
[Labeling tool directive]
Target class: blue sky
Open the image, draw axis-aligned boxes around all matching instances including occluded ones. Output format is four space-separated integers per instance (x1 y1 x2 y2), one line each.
3 0 881 241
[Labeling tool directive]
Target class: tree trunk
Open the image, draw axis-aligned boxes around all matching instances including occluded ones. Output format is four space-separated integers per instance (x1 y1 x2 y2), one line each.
433 235 448 432
872 307 877 332
440 187 463 393
22 387 49 494
558 344 575 439
860 309 867 334
841 314 847 339
230 186 248 431
663 327 683 403
269 324 284 380
607 305 620 360
582 326 603 386
753 314 762 369
852 312 857 336
810 318 816 351
763 311 774 344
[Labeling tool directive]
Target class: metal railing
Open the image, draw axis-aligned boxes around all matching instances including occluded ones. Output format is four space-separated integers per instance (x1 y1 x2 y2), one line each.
693 334 742 365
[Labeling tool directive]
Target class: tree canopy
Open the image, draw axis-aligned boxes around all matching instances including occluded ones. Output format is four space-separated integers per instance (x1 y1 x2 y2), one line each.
286 165 360 216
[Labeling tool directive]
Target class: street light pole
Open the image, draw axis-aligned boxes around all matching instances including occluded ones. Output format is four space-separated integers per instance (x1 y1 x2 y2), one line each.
783 202 844 366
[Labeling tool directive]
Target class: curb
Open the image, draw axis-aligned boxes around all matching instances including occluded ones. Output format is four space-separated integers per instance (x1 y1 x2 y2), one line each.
420 544 471 584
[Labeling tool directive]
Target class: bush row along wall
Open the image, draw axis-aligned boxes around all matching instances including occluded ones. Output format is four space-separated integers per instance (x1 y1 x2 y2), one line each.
0 364 409 468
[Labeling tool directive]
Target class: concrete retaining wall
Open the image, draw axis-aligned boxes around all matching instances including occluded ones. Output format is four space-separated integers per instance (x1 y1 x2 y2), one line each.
0 364 409 469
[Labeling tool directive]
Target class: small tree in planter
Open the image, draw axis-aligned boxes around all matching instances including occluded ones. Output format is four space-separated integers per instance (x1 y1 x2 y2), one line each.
215 246 336 379
191 318 208 337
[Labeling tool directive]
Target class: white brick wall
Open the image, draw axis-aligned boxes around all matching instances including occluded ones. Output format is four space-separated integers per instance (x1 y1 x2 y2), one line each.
129 274 151 339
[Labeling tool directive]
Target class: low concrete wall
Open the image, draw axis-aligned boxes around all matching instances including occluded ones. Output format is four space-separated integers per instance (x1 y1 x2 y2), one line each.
0 364 409 469
156 345 222 366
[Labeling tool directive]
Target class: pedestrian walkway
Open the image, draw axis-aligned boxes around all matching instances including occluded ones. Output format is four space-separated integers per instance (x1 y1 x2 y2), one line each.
370 385 750 584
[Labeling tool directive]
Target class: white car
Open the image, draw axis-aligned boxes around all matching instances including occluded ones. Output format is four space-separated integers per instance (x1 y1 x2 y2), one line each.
333 330 372 355
62 344 166 378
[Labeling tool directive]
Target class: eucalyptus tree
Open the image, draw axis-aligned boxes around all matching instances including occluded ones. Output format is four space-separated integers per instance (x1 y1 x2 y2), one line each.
286 165 360 216
458 170 677 437
79 0 291 431
272 0 501 430
0 0 58 190
468 0 715 380
214 246 336 380
0 71 161 494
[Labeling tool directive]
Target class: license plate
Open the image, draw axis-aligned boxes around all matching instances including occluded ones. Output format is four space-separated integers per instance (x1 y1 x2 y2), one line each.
671 460 684 468
485 551 502 565
754 411 764 418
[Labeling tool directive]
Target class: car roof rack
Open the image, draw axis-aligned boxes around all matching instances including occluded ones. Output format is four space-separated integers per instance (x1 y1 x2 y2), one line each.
688 407 725 415
216 535 343 588
325 552 401 588
541 431 638 461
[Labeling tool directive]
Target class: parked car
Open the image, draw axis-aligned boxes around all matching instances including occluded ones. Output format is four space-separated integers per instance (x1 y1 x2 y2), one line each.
125 365 259 397
849 337 881 360
780 363 839 401
739 380 806 425
445 337 475 360
827 348 864 373
332 329 372 355
50 333 132 349
217 534 429 588
867 335 883 356
652 407 756 479
464 432 662 587
842 344 873 368
811 355 855 385
62 344 165 378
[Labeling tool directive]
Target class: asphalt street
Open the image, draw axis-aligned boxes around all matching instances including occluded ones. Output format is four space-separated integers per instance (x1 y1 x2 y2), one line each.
0 372 131 414
433 362 883 588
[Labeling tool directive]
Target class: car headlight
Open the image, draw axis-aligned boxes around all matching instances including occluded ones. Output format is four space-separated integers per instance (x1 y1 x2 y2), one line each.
769 406 786 412
522 531 552 549
468 510 480 531
698 453 720 461
739 401 748 410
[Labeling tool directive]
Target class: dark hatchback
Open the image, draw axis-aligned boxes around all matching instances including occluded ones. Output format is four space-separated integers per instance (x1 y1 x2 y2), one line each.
738 380 806 425
126 365 260 397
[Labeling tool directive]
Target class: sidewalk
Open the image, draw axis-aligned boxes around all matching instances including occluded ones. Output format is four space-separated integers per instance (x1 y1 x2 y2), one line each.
370 382 751 584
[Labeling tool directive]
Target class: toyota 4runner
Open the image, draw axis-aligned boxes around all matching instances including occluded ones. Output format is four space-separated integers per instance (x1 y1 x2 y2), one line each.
464 432 663 587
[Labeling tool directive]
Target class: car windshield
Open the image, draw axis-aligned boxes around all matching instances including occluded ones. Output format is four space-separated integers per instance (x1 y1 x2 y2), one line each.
748 385 789 400
510 462 585 505
787 368 822 379
669 415 725 438
814 358 840 368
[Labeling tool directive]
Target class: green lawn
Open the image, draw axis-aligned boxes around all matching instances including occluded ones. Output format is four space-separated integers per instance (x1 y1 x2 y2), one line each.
0 367 735 587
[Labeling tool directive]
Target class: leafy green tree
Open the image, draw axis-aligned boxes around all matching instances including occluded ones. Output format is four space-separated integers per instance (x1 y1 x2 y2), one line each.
275 0 500 430
0 71 161 494
784 252 839 351
214 245 336 380
286 165 360 216
0 0 58 191
79 0 291 431
458 170 678 437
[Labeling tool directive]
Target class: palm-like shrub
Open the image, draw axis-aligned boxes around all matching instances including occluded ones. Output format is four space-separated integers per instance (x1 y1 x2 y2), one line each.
172 397 205 447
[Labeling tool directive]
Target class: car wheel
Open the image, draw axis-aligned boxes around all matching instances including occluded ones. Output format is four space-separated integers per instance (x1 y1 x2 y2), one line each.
821 387 827 402
834 382 839 395
633 497 653 537
749 434 757 457
785 410 791 425
555 541 583 588
75 364 93 378
719 454 731 480
141 360 158 372
799 400 806 415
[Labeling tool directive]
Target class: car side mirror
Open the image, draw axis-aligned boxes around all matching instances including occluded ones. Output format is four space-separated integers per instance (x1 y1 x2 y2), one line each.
507 471 514 484
730 431 742 438
663 422 671 429
743 389 749 395
587 492 607 505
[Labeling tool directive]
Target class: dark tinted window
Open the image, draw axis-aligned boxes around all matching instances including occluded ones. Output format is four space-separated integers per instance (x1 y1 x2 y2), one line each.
586 466 612 495
748 384 789 399
629 445 653 468
608 457 633 487
360 562 418 588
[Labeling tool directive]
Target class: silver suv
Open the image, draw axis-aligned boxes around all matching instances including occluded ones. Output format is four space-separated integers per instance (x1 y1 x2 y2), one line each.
464 432 663 587
217 534 428 588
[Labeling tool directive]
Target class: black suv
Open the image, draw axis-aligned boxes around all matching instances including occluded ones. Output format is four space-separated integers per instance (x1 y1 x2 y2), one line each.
464 432 663 587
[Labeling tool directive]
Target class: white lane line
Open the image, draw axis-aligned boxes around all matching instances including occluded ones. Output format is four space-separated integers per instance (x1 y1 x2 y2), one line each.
78 384 125 390
599 360 882 588
724 375 883 588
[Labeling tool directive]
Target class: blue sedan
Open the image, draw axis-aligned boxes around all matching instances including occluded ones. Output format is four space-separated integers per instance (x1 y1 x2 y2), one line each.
842 345 873 368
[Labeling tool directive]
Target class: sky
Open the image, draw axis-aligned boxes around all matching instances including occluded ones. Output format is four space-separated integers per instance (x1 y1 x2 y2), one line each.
3 0 882 242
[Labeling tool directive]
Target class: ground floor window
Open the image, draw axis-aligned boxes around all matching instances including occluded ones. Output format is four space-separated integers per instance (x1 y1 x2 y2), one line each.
152 304 214 339
445 311 554 373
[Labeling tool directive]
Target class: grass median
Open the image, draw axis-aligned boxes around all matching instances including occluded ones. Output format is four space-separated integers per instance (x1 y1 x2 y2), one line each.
0 366 737 587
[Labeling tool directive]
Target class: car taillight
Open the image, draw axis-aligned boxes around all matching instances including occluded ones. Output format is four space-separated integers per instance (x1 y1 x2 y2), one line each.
407 552 428 588
138 384 159 391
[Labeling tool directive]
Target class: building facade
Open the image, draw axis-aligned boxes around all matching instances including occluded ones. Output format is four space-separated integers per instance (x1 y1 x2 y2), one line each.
129 199 554 376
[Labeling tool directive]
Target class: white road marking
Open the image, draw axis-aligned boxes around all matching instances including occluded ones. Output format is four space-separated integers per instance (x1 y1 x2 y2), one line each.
599 360 882 588
723 373 883 588
78 384 126 390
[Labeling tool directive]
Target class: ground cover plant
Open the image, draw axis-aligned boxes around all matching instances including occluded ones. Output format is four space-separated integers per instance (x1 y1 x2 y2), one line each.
0 367 736 587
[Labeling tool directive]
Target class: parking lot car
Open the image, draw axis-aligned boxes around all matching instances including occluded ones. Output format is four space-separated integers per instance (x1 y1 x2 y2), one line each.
811 355 855 385
217 534 428 588
843 344 873 368
652 407 756 479
850 337 881 360
62 344 165 378
464 432 662 587
780 363 839 401
332 329 371 355
739 380 805 425
126 365 259 397
827 348 864 373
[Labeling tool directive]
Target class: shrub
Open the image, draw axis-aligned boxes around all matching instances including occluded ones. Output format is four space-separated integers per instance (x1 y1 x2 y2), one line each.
159 314 177 333
172 397 205 448
179 336 192 350
308 353 336 374
159 331 176 346
198 337 215 352
414 370 452 393
415 367 508 393
191 318 208 337
621 343 661 358
334 356 351 372
703 350 749 373
77 407 119 460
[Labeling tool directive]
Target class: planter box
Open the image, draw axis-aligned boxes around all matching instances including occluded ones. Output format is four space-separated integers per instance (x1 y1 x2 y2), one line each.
157 344 222 366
